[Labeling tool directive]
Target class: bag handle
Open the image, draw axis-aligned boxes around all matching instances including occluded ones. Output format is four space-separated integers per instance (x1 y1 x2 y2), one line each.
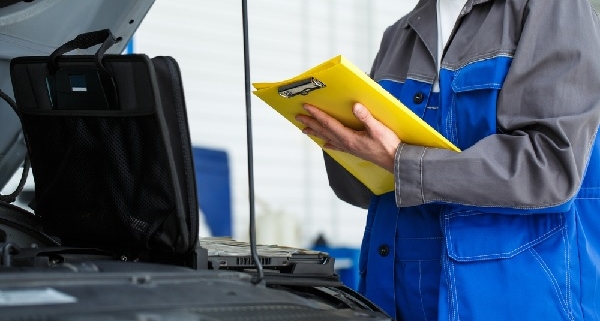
48 29 118 75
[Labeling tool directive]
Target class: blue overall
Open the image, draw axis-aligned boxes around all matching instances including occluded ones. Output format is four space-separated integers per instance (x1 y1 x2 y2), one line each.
358 55 600 320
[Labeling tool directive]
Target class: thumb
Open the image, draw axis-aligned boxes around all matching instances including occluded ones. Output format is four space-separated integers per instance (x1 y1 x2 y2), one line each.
353 103 378 129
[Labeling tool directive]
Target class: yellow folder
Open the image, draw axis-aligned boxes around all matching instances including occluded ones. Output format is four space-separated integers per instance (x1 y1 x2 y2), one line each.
252 55 460 195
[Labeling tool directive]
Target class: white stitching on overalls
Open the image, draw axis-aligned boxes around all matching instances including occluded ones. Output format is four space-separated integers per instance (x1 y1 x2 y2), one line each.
392 206 399 318
451 88 458 145
443 254 451 320
449 70 458 144
447 210 480 218
419 96 427 118
446 215 564 260
528 247 573 320
445 215 459 320
452 260 460 321
441 214 452 321
562 226 573 320
420 147 427 203
396 143 405 205
418 261 429 321
457 82 501 90
447 91 453 144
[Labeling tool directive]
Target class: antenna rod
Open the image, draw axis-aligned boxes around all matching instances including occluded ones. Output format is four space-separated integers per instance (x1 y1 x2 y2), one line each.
241 0 264 285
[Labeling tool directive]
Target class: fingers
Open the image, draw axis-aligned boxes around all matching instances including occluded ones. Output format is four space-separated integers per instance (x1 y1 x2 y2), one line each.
296 104 355 150
295 114 338 146
295 103 399 172
302 104 349 135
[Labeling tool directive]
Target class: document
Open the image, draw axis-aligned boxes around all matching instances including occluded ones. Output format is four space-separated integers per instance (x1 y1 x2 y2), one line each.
252 55 460 195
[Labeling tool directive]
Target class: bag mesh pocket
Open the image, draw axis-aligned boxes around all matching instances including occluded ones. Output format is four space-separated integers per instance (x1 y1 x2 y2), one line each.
22 113 175 253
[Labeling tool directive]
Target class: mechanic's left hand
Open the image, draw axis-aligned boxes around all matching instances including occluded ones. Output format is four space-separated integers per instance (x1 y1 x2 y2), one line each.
295 103 400 173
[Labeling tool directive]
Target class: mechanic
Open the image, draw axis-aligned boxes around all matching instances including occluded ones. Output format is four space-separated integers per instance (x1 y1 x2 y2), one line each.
296 0 600 320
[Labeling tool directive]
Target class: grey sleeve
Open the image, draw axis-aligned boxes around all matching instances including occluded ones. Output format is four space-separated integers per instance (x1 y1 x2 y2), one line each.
396 0 600 210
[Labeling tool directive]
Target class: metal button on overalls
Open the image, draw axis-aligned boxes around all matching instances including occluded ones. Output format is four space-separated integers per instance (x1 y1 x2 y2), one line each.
413 92 424 104
378 245 390 257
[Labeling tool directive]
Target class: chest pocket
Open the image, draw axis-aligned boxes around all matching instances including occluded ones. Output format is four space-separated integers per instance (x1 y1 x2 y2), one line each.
444 56 512 149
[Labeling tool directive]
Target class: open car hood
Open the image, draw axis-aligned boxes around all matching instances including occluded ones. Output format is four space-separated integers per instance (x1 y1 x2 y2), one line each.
0 2 393 319
0 0 155 189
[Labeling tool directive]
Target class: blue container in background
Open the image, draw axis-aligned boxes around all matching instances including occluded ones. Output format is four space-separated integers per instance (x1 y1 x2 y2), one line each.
193 147 232 237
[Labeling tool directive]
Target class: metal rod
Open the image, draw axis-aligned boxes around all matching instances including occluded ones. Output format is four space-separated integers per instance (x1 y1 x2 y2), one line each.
241 0 264 285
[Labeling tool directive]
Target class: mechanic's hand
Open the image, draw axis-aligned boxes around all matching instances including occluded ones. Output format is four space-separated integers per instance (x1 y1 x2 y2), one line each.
296 103 400 173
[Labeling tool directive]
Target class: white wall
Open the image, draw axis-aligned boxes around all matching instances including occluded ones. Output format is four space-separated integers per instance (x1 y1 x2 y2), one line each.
134 0 418 248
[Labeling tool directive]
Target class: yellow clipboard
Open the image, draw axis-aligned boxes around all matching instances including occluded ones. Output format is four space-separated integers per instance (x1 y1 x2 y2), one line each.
252 55 460 195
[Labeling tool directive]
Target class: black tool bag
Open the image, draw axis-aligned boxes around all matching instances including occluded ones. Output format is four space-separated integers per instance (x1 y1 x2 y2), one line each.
9 30 199 264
